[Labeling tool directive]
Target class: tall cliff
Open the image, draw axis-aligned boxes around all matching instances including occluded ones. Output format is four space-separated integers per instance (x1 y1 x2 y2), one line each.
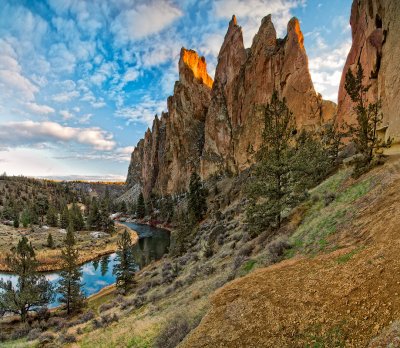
201 15 336 176
126 48 213 198
337 0 400 144
126 15 336 197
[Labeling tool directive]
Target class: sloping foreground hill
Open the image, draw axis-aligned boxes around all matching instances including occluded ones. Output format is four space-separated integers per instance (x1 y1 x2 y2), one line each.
182 157 400 347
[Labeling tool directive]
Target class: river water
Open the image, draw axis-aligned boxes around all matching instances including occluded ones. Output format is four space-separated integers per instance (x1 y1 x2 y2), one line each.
0 222 170 308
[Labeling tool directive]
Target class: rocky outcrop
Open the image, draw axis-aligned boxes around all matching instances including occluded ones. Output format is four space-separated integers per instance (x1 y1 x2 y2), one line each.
337 0 400 143
126 15 336 197
201 16 336 176
127 48 213 198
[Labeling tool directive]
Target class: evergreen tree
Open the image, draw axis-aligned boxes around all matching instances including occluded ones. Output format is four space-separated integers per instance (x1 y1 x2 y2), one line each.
136 192 146 219
345 63 391 176
57 223 85 314
170 210 195 256
13 210 20 228
113 229 136 292
187 172 207 222
246 91 303 233
71 203 84 231
0 237 53 322
87 198 101 230
46 205 58 227
21 208 30 228
47 233 54 248
60 205 70 229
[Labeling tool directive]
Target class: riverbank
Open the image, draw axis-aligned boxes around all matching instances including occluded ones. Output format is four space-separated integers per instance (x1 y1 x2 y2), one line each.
0 222 138 272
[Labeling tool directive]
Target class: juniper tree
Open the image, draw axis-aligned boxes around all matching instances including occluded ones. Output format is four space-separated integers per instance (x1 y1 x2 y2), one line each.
60 205 70 229
47 233 54 248
246 91 302 233
113 229 136 293
345 63 391 176
46 205 58 227
136 192 146 219
0 237 53 322
70 203 84 231
188 172 207 222
57 223 85 314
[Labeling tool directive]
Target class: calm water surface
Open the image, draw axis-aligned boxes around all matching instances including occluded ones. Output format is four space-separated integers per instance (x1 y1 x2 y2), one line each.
0 222 170 308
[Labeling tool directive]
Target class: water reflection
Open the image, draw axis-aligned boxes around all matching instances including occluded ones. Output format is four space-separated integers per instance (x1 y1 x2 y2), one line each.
0 223 170 308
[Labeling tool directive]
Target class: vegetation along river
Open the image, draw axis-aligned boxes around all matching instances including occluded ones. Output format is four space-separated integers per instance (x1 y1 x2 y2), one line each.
0 222 170 308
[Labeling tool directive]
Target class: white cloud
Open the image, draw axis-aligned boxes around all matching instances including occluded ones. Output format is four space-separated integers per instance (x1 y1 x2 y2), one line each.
60 109 74 120
115 96 166 126
308 40 351 102
0 121 116 151
0 39 39 101
52 90 80 102
111 1 182 43
25 102 55 115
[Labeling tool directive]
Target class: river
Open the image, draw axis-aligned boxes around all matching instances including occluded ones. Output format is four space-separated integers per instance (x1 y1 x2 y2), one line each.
0 222 170 308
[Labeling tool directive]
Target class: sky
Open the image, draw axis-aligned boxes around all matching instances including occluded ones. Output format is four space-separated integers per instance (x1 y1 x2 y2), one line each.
0 0 352 181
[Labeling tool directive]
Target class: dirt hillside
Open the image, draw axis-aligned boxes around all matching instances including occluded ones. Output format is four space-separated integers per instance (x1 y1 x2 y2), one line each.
181 158 400 347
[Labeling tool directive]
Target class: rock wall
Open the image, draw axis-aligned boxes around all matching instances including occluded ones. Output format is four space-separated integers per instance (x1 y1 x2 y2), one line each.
127 16 337 197
201 15 335 176
337 0 400 143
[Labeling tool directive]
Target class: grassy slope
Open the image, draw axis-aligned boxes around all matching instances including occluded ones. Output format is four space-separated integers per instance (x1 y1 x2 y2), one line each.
5 159 400 347
182 159 400 347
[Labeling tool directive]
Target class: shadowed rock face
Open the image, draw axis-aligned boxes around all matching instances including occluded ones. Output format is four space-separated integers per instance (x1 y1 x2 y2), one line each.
126 16 336 197
337 0 400 143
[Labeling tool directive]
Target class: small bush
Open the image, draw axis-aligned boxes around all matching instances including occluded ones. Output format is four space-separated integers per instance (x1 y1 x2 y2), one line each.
154 314 202 348
58 333 77 344
238 243 254 257
27 328 42 341
268 238 291 263
48 316 67 330
99 302 114 313
323 192 336 206
10 323 30 339
38 332 56 345
78 310 95 323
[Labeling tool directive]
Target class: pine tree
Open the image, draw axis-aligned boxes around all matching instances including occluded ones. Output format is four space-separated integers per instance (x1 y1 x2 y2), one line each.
71 203 84 231
57 223 85 314
47 233 54 248
87 198 101 230
246 91 302 233
60 205 70 229
0 237 53 322
21 208 30 228
113 229 136 293
46 205 58 227
136 192 146 219
13 210 20 228
345 63 391 177
170 210 195 256
188 172 207 222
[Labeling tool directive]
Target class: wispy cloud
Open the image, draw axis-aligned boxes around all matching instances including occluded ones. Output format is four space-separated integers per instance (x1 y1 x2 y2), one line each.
0 121 116 151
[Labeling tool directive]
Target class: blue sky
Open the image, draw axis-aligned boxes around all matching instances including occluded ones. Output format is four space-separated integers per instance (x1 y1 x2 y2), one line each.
0 0 351 181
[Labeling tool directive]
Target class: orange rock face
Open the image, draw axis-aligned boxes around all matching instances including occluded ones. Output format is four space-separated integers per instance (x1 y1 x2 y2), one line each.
201 15 335 177
127 16 337 196
180 49 213 89
337 0 400 143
